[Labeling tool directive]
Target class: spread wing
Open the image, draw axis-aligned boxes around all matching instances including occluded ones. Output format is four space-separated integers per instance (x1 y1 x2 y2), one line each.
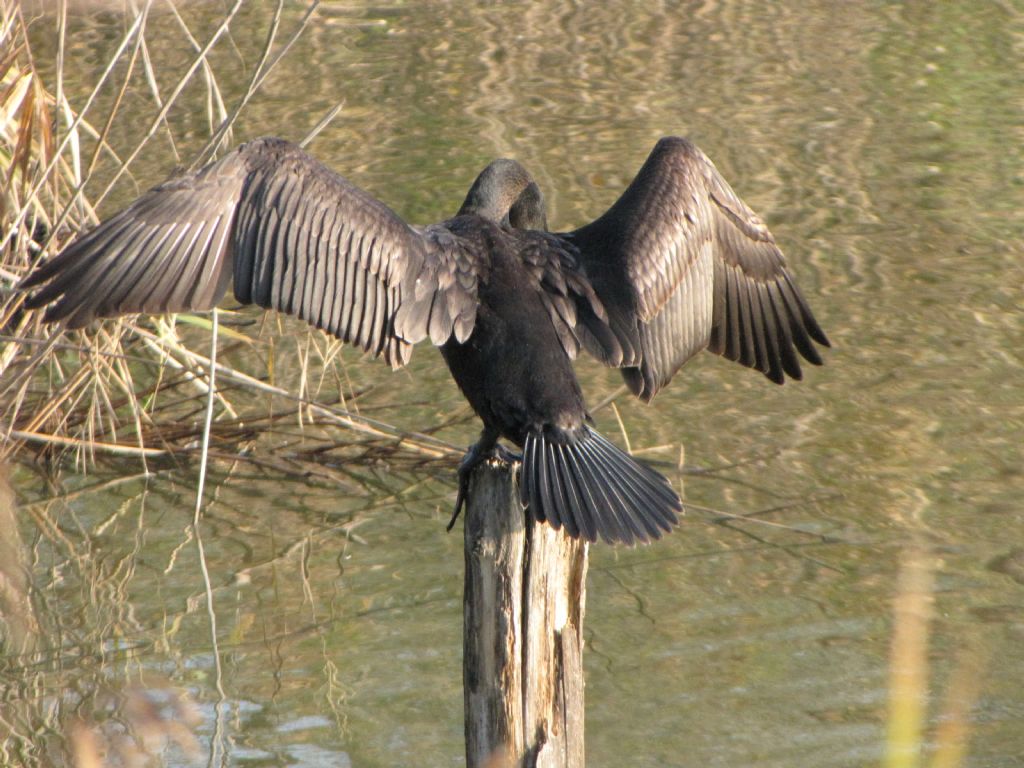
566 137 830 401
20 137 479 367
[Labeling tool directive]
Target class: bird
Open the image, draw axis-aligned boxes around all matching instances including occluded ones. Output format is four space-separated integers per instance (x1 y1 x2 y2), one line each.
20 135 830 545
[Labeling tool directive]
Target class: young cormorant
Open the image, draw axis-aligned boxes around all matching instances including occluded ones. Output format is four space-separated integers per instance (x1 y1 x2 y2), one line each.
20 136 830 545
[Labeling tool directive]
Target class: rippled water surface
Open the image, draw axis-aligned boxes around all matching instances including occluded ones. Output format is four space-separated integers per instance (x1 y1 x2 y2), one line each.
7 2 1024 766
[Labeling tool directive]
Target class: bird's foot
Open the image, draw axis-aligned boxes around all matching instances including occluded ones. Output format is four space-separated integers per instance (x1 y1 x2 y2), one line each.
446 441 521 532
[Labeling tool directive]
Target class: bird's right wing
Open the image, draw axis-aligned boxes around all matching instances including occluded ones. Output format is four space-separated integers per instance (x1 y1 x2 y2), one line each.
21 137 480 368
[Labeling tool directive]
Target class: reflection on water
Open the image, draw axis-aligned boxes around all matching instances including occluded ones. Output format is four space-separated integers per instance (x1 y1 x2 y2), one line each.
6 1 1024 766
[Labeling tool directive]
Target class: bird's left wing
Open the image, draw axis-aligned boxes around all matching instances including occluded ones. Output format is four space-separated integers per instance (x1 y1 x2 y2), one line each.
567 137 830 401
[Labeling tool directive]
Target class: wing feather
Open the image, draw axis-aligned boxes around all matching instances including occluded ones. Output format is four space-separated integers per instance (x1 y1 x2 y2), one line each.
745 276 770 372
97 224 172 311
22 137 483 368
284 194 312 316
168 221 217 311
724 262 742 364
514 230 620 363
566 136 830 400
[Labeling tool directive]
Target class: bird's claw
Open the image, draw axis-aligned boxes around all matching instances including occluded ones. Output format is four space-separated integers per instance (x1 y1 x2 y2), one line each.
447 481 468 532
447 445 482 532
446 442 521 532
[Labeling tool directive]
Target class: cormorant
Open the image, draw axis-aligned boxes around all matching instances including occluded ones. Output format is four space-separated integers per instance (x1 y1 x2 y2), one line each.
20 136 830 545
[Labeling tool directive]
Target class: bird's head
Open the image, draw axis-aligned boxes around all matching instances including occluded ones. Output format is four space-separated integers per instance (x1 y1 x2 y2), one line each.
458 158 548 231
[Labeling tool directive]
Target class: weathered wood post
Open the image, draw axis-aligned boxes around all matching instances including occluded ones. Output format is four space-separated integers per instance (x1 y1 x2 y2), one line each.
462 458 588 768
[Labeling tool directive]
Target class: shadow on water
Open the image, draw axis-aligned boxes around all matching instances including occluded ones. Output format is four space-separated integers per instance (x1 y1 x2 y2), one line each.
3 1 1024 766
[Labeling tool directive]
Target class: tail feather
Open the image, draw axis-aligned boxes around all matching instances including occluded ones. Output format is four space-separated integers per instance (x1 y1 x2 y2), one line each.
551 443 585 538
523 438 544 525
562 446 604 542
529 439 578 538
582 437 664 541
584 432 680 532
548 443 582 538
579 429 680 537
570 441 634 542
520 426 682 545
535 441 558 531
591 429 679 505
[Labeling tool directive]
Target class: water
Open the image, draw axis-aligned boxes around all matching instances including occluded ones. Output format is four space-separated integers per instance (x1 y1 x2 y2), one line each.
6 1 1024 765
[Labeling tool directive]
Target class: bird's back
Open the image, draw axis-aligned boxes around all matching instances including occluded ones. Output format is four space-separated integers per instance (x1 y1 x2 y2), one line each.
437 217 588 446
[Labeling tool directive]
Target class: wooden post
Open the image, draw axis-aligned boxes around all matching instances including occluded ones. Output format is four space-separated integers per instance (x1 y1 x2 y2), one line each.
463 458 588 768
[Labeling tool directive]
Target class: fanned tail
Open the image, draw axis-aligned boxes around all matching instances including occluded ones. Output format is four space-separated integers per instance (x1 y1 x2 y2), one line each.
520 426 681 545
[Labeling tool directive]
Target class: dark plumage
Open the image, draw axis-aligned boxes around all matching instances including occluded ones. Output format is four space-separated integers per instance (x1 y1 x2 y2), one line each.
20 135 830 544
